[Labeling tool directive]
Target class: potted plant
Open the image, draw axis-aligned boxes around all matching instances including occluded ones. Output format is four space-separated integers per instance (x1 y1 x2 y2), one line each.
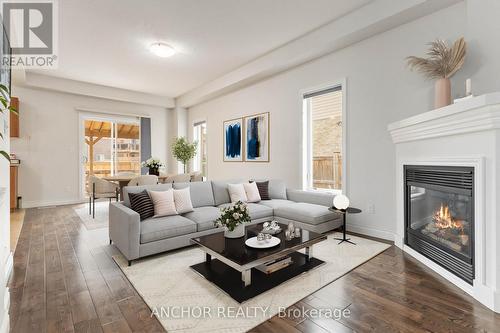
141 157 163 176
172 137 197 173
214 201 250 238
406 37 466 109
0 84 18 161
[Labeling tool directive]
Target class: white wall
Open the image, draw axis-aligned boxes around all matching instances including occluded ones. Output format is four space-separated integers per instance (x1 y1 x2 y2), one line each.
11 86 171 207
466 0 500 95
188 3 468 240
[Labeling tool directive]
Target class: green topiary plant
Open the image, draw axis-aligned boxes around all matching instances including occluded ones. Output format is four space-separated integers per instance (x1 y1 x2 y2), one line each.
0 84 17 161
172 137 198 173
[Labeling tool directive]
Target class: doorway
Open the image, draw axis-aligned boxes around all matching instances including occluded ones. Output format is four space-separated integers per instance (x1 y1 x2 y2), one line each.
79 114 141 198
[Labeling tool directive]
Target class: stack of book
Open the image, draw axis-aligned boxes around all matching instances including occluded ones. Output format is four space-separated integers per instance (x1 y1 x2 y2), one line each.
256 256 292 274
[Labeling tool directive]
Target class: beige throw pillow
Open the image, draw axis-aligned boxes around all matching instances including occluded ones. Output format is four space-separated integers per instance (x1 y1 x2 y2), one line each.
243 182 261 203
227 183 248 203
173 187 194 214
148 189 178 218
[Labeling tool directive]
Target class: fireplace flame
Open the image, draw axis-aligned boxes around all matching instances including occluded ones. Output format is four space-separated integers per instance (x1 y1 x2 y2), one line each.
433 203 463 230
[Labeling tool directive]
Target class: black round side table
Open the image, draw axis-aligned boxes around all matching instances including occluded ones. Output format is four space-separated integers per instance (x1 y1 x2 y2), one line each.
329 207 362 245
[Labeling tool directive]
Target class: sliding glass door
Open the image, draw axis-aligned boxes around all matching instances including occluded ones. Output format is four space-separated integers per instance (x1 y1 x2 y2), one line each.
82 116 140 196
114 123 141 175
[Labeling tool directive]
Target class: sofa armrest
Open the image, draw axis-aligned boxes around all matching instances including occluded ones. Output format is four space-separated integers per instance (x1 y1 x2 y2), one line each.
109 202 141 261
286 189 335 207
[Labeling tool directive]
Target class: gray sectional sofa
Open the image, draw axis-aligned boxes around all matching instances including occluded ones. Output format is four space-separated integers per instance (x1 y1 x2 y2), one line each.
109 179 342 265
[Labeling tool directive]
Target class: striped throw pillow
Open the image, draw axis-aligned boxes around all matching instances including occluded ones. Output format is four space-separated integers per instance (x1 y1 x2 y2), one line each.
128 190 154 221
253 180 270 200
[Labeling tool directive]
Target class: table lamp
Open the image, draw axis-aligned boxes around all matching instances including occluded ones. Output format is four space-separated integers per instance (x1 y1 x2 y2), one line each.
333 194 350 211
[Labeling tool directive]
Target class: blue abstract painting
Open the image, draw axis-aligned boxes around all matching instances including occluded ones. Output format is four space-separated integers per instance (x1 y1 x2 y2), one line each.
244 112 269 162
223 118 242 161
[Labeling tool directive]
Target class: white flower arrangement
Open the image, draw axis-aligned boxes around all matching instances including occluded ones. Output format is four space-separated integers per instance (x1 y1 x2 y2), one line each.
214 201 251 231
141 157 163 169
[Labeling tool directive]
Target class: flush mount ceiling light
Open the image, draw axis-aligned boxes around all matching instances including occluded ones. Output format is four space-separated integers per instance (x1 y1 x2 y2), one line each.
150 43 176 58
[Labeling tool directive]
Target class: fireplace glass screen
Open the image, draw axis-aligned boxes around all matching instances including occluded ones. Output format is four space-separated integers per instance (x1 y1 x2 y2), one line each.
409 186 472 258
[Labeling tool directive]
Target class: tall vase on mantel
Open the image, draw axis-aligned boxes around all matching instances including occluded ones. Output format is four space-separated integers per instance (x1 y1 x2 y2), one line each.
406 37 466 110
435 77 451 109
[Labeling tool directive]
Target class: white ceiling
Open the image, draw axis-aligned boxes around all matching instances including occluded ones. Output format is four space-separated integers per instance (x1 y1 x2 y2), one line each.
30 0 372 97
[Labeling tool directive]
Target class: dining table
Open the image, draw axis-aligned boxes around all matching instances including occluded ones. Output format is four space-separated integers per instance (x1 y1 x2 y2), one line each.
103 174 172 199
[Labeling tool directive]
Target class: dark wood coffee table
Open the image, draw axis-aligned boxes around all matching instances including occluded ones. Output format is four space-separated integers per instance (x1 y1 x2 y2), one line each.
190 222 327 302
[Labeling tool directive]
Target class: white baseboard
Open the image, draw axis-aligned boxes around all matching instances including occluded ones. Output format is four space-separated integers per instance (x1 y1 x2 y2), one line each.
346 224 395 242
402 245 500 313
4 253 12 285
0 253 11 333
22 198 86 208
0 310 8 333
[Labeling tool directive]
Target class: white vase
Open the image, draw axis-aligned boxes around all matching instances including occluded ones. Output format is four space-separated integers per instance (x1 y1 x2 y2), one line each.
224 224 245 238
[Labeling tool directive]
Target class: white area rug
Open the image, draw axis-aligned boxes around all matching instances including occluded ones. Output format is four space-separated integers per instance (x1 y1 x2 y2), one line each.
114 233 390 333
73 201 109 230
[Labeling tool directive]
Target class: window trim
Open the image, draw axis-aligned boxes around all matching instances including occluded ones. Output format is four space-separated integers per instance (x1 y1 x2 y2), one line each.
300 78 347 195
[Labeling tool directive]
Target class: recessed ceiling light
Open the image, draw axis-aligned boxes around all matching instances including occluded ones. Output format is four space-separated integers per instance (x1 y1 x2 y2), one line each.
150 43 176 58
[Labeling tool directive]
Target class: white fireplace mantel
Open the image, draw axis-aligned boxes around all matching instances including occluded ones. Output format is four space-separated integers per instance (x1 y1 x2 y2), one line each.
388 93 500 313
388 92 500 143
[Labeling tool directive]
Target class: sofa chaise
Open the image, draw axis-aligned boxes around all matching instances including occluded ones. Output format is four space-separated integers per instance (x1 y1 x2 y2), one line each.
109 179 342 265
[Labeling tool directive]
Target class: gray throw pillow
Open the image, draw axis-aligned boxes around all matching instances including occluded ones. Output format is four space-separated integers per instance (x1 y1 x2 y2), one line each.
251 180 270 200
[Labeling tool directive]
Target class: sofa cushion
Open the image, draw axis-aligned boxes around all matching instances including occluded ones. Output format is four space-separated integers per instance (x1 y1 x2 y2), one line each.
269 179 287 200
274 203 339 225
173 187 194 214
228 183 248 203
183 206 221 232
244 182 261 203
173 181 215 207
253 180 270 200
140 215 196 244
212 179 244 206
123 183 173 207
148 189 177 218
259 199 296 209
218 202 273 220
128 190 154 221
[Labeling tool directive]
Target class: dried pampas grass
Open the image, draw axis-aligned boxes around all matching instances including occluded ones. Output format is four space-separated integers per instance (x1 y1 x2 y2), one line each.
406 37 466 79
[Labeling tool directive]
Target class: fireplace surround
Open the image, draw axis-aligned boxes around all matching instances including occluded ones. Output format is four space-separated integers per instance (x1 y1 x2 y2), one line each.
404 165 474 284
389 93 500 313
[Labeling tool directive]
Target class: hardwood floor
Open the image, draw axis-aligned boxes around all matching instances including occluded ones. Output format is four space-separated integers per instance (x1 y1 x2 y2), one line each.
9 205 500 332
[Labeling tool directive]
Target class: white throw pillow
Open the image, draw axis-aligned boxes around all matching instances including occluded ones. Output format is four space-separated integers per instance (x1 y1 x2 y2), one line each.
148 189 178 218
227 183 248 203
173 187 194 214
243 182 261 203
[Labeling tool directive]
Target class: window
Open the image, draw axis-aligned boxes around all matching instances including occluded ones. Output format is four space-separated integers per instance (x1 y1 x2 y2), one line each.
303 85 344 191
193 121 207 177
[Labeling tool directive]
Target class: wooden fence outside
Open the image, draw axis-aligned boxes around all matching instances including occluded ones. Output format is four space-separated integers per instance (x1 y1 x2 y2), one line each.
313 153 342 189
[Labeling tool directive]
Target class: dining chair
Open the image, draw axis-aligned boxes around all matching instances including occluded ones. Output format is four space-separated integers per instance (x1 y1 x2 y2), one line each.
190 172 203 182
170 173 191 183
163 175 174 183
128 175 159 186
88 175 119 218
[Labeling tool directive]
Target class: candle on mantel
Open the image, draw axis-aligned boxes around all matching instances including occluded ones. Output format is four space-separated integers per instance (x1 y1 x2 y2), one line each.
466 78 472 96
